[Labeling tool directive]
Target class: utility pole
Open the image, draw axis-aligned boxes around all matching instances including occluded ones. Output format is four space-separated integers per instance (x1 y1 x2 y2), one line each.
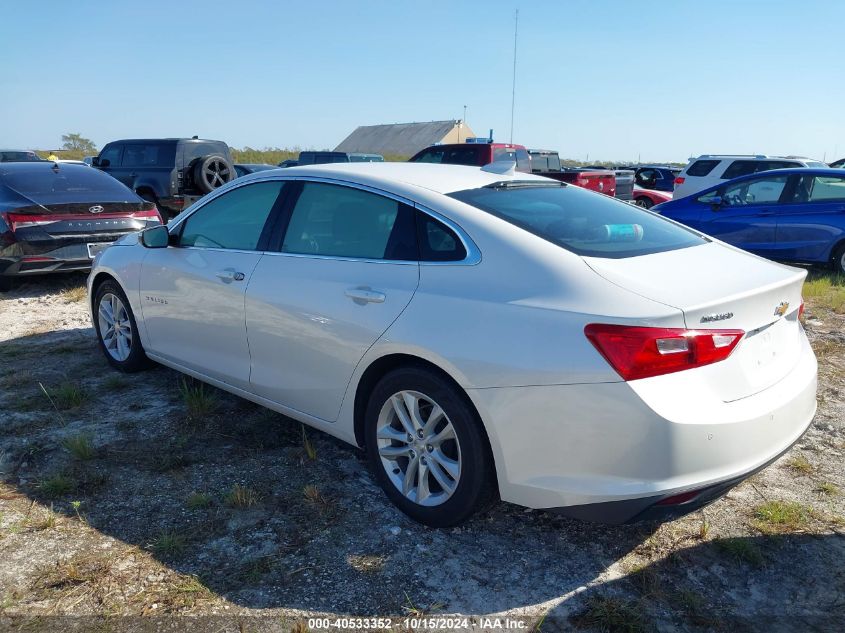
509 9 518 144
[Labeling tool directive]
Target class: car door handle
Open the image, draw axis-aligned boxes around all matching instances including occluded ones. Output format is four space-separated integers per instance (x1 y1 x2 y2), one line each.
216 268 245 283
345 287 386 304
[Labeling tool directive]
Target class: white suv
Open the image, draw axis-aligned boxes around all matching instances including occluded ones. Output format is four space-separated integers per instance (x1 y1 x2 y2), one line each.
673 155 828 199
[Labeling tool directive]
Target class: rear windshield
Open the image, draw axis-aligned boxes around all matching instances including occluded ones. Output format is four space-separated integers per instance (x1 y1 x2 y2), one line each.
0 151 42 163
449 183 706 259
0 167 140 205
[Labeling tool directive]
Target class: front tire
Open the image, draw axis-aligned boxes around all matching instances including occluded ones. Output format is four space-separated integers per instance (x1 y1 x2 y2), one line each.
365 367 496 527
93 279 150 372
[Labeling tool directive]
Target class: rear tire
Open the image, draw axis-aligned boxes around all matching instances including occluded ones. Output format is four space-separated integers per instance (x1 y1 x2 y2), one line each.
93 279 151 372
635 196 653 209
365 366 496 527
832 243 845 275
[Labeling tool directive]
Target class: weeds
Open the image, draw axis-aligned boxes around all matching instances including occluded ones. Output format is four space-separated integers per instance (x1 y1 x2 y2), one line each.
150 531 187 557
42 381 88 411
179 378 218 420
714 538 765 566
815 482 840 496
224 484 259 508
571 595 649 633
59 286 87 303
61 434 96 461
37 473 76 499
186 492 213 510
752 500 812 533
302 424 317 460
785 454 814 476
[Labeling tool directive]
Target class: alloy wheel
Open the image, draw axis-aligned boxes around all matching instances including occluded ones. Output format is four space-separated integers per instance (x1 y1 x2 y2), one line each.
98 292 133 361
202 159 231 188
376 390 462 507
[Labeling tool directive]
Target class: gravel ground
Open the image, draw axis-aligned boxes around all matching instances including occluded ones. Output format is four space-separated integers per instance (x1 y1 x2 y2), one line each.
0 272 843 632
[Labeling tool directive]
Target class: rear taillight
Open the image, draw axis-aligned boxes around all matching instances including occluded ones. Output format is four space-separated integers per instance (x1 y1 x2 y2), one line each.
4 212 55 231
798 299 805 320
584 324 745 381
673 176 685 188
135 206 163 223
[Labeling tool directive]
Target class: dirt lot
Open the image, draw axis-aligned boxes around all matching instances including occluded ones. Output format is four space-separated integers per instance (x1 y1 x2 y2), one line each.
0 272 843 632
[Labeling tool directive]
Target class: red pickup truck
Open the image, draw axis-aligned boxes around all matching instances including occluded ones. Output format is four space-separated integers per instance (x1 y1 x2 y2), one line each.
528 150 617 198
409 141 532 173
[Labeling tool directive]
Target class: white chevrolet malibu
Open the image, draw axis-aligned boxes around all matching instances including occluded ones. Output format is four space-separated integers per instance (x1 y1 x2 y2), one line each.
88 163 817 527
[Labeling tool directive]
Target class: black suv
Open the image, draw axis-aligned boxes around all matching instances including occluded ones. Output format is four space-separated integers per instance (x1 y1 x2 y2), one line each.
93 138 235 217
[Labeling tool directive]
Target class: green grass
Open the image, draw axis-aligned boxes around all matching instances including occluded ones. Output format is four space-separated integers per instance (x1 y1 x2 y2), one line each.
714 537 765 566
752 500 812 533
61 434 96 461
186 492 213 510
179 378 218 420
571 595 649 633
37 473 77 499
803 272 845 314
49 382 89 410
815 482 840 496
785 454 814 475
149 531 187 557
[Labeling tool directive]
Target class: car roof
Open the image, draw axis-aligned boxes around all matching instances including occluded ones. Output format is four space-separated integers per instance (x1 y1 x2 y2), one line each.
235 162 551 195
699 167 845 188
692 154 819 161
103 138 225 145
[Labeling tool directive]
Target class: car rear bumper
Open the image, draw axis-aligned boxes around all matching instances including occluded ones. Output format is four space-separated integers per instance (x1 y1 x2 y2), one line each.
467 331 817 523
0 241 113 277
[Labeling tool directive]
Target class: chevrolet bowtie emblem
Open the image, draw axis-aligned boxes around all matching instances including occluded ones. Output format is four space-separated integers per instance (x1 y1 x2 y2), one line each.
774 301 790 317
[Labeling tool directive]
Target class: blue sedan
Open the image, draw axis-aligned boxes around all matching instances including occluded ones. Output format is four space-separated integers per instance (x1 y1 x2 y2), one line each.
653 168 845 273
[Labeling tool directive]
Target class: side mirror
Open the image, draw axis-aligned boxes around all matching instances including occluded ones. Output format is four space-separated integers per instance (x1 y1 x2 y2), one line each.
140 225 169 248
700 194 722 209
97 158 109 168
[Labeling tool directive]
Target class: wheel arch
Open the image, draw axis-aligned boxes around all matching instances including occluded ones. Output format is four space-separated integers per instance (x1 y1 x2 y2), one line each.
352 354 498 493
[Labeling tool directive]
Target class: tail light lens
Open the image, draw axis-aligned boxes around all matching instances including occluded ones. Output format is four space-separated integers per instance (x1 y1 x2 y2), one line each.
673 176 685 188
135 206 164 223
798 299 805 320
2 212 55 231
584 324 745 381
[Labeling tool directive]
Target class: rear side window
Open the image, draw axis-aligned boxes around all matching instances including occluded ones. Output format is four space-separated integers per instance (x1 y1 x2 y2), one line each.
282 183 416 260
179 181 284 250
685 160 720 177
792 175 845 203
0 166 140 204
411 146 481 166
515 149 531 173
122 144 175 168
417 212 466 261
449 183 706 259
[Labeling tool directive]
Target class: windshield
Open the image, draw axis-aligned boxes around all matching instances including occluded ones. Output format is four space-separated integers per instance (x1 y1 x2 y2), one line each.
449 183 706 258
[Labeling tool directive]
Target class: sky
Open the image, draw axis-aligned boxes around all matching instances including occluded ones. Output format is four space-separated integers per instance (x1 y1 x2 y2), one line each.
1 1 843 163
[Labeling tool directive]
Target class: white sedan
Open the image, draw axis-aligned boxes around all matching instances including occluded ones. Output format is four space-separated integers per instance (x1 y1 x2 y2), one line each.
87 162 817 527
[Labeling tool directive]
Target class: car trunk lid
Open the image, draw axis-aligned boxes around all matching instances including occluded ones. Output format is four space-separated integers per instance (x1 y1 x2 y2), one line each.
583 242 806 401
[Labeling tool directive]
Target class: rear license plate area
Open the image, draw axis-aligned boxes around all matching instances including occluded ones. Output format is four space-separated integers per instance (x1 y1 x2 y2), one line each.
87 242 113 258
